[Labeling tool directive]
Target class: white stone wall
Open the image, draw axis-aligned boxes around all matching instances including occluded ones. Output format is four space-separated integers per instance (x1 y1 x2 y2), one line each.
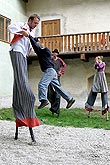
0 0 27 108
27 0 110 36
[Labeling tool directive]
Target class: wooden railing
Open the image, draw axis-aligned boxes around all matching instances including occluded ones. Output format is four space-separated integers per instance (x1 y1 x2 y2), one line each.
39 31 110 54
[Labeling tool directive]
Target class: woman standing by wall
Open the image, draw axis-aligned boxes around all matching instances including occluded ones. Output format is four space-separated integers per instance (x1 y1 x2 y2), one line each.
85 56 109 118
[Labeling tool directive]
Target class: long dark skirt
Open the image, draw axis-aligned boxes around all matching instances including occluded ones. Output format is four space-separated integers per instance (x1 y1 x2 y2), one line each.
47 84 60 114
47 77 61 114
10 50 40 128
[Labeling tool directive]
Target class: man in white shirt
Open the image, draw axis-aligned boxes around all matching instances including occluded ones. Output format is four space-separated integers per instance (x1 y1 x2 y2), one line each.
8 14 40 143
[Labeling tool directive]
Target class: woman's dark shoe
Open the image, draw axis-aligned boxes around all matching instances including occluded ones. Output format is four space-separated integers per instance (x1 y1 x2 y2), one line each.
85 106 93 112
102 109 107 115
102 106 109 115
102 106 109 121
85 106 93 118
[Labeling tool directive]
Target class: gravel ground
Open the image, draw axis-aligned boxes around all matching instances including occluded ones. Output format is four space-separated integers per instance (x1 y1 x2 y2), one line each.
0 120 110 165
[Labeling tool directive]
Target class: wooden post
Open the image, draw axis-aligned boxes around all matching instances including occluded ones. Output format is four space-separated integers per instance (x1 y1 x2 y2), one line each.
80 54 86 60
80 54 89 62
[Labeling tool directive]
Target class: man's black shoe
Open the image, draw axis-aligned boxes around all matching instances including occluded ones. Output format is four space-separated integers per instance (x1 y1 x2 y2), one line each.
66 98 75 109
38 100 49 109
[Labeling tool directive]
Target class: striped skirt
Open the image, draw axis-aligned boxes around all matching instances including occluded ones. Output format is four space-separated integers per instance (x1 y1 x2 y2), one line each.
10 50 40 128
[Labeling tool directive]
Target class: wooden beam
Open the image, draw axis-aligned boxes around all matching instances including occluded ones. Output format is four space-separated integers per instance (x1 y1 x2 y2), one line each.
80 54 89 62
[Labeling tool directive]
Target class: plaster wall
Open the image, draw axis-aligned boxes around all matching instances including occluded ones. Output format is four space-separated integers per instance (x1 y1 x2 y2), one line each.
0 0 27 108
27 0 110 36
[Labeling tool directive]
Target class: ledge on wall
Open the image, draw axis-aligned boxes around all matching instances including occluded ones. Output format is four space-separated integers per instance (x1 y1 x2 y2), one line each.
27 52 110 64
22 0 28 2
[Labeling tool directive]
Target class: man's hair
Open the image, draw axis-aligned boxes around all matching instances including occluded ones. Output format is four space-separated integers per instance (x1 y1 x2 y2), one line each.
28 14 40 21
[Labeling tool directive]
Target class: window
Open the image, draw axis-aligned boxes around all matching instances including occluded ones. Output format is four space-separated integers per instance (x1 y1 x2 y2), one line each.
42 19 60 36
0 14 11 43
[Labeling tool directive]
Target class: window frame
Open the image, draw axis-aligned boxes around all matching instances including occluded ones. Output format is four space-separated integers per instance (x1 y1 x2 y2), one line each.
0 14 11 43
